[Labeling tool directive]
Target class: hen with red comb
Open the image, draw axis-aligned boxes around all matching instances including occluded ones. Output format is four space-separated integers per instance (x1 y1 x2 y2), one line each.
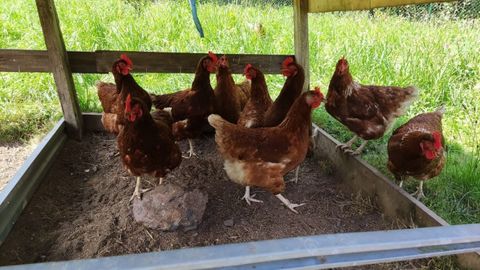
326 56 418 155
214 55 251 123
387 106 446 199
150 52 218 158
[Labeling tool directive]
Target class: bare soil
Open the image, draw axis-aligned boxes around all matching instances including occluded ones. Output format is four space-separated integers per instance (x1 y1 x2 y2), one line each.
0 132 429 268
0 142 34 191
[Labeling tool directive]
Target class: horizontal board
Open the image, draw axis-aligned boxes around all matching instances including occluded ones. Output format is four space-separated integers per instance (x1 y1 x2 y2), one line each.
308 0 455 13
0 50 292 74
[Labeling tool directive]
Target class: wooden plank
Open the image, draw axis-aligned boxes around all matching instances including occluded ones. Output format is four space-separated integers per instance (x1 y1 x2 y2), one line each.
0 50 49 72
35 0 83 140
0 50 292 74
308 0 455 13
0 119 66 246
310 124 480 268
294 0 310 92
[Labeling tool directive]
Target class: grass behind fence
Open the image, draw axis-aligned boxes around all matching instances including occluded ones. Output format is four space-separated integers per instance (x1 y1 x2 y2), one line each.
0 0 479 225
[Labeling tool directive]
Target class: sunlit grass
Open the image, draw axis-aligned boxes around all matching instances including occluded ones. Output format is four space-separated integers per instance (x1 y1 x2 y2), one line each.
0 0 479 225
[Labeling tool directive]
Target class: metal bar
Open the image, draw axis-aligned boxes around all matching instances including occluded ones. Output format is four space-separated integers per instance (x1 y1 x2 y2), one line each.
310 124 480 267
2 224 480 270
307 0 455 13
0 119 66 246
0 49 292 74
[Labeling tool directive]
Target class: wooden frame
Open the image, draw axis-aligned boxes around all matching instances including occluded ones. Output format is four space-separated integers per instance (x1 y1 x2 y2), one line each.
0 50 292 74
2 115 479 269
1 0 478 268
36 0 83 140
308 0 455 13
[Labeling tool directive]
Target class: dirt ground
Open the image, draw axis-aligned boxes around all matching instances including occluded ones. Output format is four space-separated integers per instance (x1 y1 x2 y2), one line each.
0 132 432 268
0 142 34 191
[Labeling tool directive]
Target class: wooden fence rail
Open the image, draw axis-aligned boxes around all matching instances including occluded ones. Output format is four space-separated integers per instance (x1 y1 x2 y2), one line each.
0 50 292 74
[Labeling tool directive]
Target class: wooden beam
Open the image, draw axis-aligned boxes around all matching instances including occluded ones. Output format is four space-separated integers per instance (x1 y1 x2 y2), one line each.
0 50 292 74
294 0 309 92
35 0 83 140
308 0 455 13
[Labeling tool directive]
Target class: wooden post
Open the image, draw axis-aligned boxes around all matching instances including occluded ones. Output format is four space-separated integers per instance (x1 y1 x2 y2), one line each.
36 0 83 140
294 0 309 92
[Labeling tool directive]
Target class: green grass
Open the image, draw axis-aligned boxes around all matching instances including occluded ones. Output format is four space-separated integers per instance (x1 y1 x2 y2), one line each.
1 0 479 227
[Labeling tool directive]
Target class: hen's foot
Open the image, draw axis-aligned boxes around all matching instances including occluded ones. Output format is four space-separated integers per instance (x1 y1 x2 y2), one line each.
411 182 425 200
336 135 358 152
182 139 197 159
241 186 263 205
344 140 368 156
129 177 151 202
286 166 300 184
275 194 306 214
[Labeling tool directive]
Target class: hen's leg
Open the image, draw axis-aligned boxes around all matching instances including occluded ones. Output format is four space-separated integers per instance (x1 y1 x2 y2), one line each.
411 181 425 200
346 140 368 155
158 177 164 185
182 139 197 159
129 177 151 201
337 135 358 151
286 166 300 184
275 194 306 214
241 186 263 205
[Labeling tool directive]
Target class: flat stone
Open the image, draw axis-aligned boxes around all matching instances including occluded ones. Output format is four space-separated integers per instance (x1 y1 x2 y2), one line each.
132 183 208 231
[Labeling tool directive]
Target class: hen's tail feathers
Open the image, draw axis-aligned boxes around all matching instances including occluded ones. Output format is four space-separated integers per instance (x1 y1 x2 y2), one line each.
396 86 419 117
436 105 446 115
237 80 252 98
152 109 174 127
207 114 226 129
151 93 175 109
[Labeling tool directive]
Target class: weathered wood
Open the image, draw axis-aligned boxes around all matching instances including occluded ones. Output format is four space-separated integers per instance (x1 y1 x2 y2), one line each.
308 0 455 13
0 50 292 74
311 124 480 268
35 0 83 140
294 0 310 92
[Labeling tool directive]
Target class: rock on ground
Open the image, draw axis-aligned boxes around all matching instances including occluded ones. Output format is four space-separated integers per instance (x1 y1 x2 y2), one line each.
132 183 208 231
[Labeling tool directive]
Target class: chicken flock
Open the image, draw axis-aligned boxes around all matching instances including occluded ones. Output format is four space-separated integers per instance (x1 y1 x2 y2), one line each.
97 52 446 213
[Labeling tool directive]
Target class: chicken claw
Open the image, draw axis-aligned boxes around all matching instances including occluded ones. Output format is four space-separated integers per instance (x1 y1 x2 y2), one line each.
275 194 306 214
241 186 263 205
411 181 425 200
336 135 358 152
182 139 197 159
129 176 151 202
286 166 300 184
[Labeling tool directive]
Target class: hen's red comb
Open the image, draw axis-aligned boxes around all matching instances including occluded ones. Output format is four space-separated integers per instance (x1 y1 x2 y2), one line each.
208 51 218 63
282 57 294 68
121 54 133 67
432 131 442 150
314 86 324 99
125 93 132 112
244 64 253 75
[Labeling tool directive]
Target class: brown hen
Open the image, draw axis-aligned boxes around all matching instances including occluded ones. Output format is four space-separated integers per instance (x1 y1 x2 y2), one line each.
118 94 181 201
387 106 446 199
214 55 251 123
151 52 218 158
208 88 324 213
326 57 418 155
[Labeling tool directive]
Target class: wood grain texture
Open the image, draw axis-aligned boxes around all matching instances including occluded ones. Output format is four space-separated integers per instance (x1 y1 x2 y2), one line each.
0 50 292 74
294 0 310 92
36 0 83 140
308 0 455 13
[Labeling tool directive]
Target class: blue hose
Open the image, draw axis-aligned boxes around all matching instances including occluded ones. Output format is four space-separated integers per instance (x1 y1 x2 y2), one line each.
188 0 204 38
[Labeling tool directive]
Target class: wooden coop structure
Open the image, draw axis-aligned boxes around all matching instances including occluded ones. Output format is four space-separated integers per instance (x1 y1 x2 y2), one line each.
1 0 479 269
